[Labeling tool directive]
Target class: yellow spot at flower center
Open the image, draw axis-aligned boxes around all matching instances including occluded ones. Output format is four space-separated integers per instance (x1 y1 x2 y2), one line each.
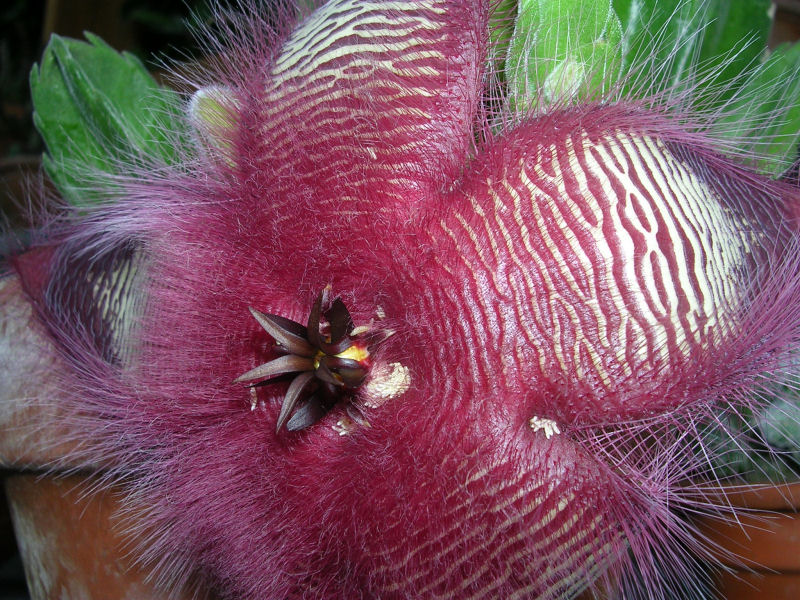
336 343 370 363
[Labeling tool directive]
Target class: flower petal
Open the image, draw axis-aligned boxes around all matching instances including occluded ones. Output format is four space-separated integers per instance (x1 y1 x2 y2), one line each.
286 395 329 431
436 106 797 423
248 307 315 357
325 298 353 343
257 0 487 212
315 359 345 388
306 290 325 349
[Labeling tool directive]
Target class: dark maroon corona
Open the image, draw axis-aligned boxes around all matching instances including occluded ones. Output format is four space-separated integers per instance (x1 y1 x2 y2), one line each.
235 289 379 431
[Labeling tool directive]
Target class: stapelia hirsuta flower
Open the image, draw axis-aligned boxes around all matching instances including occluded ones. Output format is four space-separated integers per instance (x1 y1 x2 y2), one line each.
10 1 800 599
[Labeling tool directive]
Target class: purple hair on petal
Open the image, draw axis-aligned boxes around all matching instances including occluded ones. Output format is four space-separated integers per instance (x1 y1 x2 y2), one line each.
9 1 800 599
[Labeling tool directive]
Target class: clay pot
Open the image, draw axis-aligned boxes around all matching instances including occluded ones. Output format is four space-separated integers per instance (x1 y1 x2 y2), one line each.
0 274 218 600
4 474 181 600
696 482 800 599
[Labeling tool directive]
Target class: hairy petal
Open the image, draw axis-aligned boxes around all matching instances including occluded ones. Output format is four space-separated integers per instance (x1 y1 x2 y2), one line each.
251 0 488 215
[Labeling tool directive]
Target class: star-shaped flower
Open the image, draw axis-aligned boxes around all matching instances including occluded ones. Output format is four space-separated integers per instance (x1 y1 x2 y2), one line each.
15 1 800 599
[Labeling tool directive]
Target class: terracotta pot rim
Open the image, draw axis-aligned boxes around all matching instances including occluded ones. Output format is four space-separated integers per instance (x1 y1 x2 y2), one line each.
700 480 800 511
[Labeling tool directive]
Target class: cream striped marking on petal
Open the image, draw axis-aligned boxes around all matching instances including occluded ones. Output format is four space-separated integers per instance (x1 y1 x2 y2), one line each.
249 0 478 210
372 461 537 576
377 474 571 587
460 515 611 600
445 129 753 390
273 0 446 76
438 219 499 391
374 464 535 564
412 490 589 596
376 478 606 599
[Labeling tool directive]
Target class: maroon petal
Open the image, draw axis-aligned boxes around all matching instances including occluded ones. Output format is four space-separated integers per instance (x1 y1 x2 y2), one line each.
334 366 367 389
325 298 353 341
306 291 325 349
319 355 365 388
286 396 328 431
314 360 345 388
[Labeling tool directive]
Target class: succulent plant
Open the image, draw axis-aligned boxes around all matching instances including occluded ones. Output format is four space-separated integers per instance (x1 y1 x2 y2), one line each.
7 1 800 599
704 367 800 483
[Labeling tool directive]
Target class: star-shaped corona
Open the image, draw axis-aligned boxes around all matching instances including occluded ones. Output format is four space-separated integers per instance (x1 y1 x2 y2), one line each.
235 288 380 432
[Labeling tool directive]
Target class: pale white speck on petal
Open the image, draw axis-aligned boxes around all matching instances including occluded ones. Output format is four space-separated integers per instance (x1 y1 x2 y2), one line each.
364 362 411 407
249 387 258 411
529 416 561 439
333 416 357 436
351 324 371 336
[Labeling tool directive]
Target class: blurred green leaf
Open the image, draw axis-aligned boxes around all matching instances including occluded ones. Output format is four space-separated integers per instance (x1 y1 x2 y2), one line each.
760 395 800 461
611 0 800 176
30 33 186 206
489 0 517 69
701 406 800 483
612 0 772 104
696 0 772 97
507 0 623 112
713 43 800 176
